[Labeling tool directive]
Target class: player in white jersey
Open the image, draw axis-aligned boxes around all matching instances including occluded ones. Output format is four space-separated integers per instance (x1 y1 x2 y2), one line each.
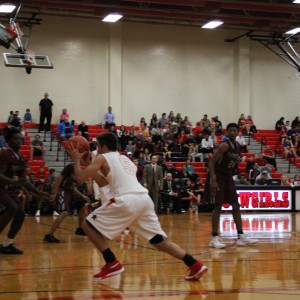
68 132 207 281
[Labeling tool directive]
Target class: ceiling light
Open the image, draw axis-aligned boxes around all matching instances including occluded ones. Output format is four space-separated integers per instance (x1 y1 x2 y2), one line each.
293 1 300 4
286 27 300 35
0 3 16 13
202 20 223 29
102 13 123 23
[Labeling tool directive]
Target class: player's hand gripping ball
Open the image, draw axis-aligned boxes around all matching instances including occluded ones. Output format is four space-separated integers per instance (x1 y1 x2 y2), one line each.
68 136 90 165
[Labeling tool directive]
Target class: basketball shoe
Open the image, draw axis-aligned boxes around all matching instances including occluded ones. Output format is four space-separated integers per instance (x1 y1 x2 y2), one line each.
93 260 125 280
236 234 259 246
0 244 23 254
43 234 60 243
185 261 208 281
209 236 226 249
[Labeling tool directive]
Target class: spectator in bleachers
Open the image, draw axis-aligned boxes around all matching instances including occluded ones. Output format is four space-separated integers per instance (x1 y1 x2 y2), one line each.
77 121 90 141
214 115 223 135
163 141 172 161
174 113 182 123
132 158 144 184
275 117 285 132
108 124 118 137
39 92 53 132
291 116 300 128
235 173 251 185
125 140 134 155
293 174 300 186
255 171 271 185
7 110 14 123
200 134 214 162
104 106 115 129
161 123 174 146
177 129 188 151
24 173 39 215
169 163 182 181
188 143 199 162
150 123 160 136
31 134 46 160
58 118 75 140
280 175 293 187
35 165 47 184
144 137 154 154
183 116 192 129
235 131 247 153
245 156 255 173
142 148 151 163
192 122 203 143
168 111 175 121
191 177 204 211
133 139 144 158
158 113 168 128
127 127 137 143
249 163 260 185
137 123 149 142
282 136 298 158
246 115 257 133
149 113 159 130
23 109 32 123
284 120 291 133
256 153 270 171
117 125 128 150
59 108 69 123
179 178 195 211
49 168 56 184
161 173 183 214
200 114 211 135
262 145 277 170
90 138 97 151
0 128 7 149
238 113 251 134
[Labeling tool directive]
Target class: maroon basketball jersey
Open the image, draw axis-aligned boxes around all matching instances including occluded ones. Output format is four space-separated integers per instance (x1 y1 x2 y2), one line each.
215 139 240 176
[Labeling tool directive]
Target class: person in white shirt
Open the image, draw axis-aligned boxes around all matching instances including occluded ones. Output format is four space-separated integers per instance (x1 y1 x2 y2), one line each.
68 132 207 282
235 131 247 153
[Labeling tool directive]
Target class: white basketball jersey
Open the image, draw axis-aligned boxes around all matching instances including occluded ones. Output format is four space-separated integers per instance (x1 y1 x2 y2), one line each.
101 152 147 196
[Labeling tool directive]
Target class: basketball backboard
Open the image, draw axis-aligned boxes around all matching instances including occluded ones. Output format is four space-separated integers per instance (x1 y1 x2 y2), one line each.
3 52 53 69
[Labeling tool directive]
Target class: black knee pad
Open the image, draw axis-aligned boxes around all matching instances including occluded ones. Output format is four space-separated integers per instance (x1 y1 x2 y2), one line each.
149 234 164 244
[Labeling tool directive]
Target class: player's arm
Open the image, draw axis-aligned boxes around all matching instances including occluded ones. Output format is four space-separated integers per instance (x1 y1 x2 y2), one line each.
208 143 229 196
92 172 109 188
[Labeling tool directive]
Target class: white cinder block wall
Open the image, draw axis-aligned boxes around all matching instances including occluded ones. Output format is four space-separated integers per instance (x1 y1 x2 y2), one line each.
0 16 299 128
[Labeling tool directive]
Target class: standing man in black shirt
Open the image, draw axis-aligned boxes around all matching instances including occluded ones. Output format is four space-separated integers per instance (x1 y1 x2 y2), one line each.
39 92 53 132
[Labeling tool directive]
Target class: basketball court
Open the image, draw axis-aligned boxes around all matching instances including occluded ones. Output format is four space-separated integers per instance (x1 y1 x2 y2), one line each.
0 212 299 300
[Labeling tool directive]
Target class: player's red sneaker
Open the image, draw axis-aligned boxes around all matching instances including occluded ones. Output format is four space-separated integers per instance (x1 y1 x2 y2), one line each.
93 260 125 280
185 261 208 281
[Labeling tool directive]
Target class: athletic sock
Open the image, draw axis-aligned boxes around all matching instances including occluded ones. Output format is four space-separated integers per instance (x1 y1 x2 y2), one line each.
102 248 117 263
212 232 218 237
2 237 14 247
237 230 244 237
182 254 197 267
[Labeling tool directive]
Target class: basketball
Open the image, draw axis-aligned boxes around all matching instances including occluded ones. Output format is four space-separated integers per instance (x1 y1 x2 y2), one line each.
68 136 90 155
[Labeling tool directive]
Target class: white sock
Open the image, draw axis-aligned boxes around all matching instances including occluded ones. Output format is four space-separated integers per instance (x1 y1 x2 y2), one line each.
2 237 14 247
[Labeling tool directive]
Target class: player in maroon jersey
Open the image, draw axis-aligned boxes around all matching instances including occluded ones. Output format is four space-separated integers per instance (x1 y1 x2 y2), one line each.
204 123 258 248
0 127 50 254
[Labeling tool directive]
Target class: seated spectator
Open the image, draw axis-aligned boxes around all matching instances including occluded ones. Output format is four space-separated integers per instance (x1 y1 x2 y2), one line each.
169 163 183 181
293 174 300 186
158 113 168 128
125 140 134 155
23 109 32 123
284 120 291 134
235 173 251 185
31 134 46 160
49 168 56 184
59 108 69 123
142 148 151 163
163 141 172 161
255 171 271 185
200 114 211 135
236 131 247 153
190 177 204 212
35 165 47 184
185 159 194 174
256 153 271 172
177 129 188 151
246 115 257 133
214 115 223 135
209 132 218 148
249 163 261 185
246 156 255 173
133 139 144 158
149 113 159 130
137 123 149 142
108 124 118 137
291 116 300 128
238 113 251 134
199 134 214 162
117 125 128 150
275 117 285 132
144 137 154 154
90 138 97 151
262 145 277 169
58 118 74 140
161 173 183 214
179 179 194 211
280 175 293 187
77 120 90 141
0 128 7 148
7 110 14 123
188 143 199 162
283 137 298 158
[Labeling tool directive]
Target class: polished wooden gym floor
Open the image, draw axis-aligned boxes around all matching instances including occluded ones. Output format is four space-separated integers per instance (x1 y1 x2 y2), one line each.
1 211 299 300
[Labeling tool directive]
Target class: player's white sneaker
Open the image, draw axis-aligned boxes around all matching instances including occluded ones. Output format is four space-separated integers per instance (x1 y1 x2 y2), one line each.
53 211 59 216
236 234 259 246
35 210 40 217
209 236 226 249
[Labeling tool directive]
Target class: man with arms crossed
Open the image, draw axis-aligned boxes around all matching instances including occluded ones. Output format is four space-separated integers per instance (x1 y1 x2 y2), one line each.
204 123 258 249
68 132 207 281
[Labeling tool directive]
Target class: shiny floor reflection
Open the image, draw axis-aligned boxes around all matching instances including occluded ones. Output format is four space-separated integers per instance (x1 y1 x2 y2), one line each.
0 212 299 300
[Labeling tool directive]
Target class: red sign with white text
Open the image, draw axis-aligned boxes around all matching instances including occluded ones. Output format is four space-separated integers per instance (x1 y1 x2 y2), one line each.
222 190 292 210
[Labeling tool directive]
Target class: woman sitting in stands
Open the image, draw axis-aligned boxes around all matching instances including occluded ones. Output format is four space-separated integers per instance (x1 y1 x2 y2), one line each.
282 136 298 158
163 141 172 161
59 108 69 123
238 113 251 134
280 175 293 187
246 115 257 133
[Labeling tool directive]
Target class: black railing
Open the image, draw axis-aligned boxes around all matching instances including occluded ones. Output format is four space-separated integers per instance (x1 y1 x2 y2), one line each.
260 136 267 153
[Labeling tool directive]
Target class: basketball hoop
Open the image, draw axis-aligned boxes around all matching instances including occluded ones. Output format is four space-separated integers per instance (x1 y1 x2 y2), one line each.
23 49 36 66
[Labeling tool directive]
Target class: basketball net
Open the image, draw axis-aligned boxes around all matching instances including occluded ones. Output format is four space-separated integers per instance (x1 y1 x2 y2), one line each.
24 49 36 66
